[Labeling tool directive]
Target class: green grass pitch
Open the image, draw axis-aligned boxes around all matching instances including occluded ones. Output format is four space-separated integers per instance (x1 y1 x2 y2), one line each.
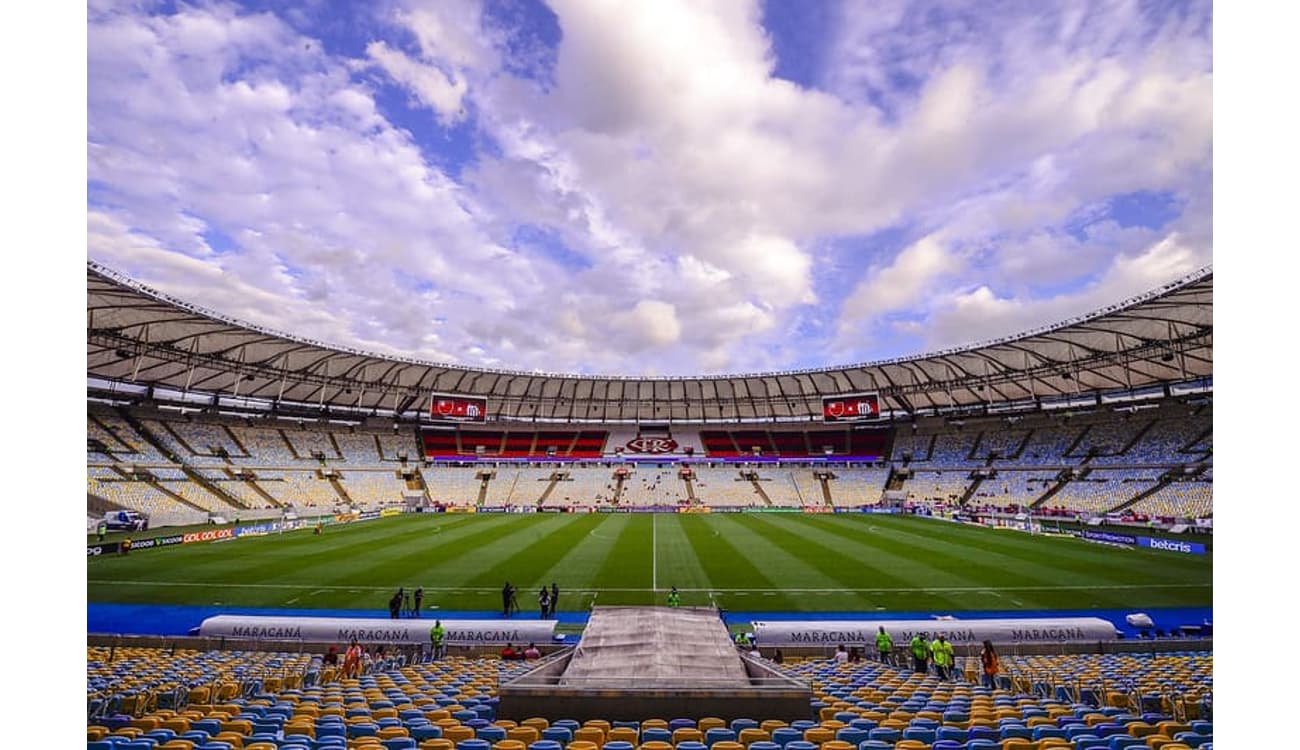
87 513 1211 613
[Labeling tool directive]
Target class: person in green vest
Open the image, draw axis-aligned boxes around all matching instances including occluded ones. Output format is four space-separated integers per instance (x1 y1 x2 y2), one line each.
429 619 446 661
875 626 894 665
930 633 954 680
667 586 681 607
910 632 929 673
734 630 751 649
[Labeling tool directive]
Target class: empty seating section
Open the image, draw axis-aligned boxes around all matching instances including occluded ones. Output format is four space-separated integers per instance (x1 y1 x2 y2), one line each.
754 470 803 506
890 432 931 462
690 469 759 507
1045 470 1161 515
87 645 1213 750
620 470 688 506
152 469 240 513
137 419 224 465
698 429 891 458
972 428 1029 461
483 469 519 506
377 433 419 461
258 471 338 508
282 428 342 461
499 469 556 506
904 471 972 505
88 467 193 515
1092 415 1209 466
927 432 977 467
700 431 741 457
770 431 809 456
969 471 1057 510
551 469 617 506
196 469 277 508
1125 479 1213 520
166 419 248 461
92 415 169 462
1071 418 1153 458
426 429 609 459
1016 425 1085 466
342 471 408 506
827 469 889 506
424 468 487 506
231 426 302 464
789 469 825 507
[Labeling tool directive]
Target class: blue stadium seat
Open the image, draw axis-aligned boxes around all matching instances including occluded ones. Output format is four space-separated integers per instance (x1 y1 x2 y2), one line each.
529 742 563 750
731 719 758 733
476 726 507 743
603 741 635 750
866 728 899 744
835 728 870 745
855 742 892 750
382 739 417 750
968 726 998 742
640 728 671 744
705 728 736 747
902 727 934 744
770 728 801 747
670 719 697 731
542 728 573 744
936 726 967 743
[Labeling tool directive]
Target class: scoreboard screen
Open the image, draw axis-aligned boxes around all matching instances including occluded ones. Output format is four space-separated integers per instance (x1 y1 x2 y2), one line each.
822 393 881 422
429 394 487 422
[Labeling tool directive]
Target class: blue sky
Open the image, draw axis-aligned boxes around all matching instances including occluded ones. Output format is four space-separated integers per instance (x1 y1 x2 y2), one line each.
86 0 1212 376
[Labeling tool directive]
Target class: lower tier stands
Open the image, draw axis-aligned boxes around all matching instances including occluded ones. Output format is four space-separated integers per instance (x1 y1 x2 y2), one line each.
87 647 1214 750
1042 470 1162 515
1124 479 1213 520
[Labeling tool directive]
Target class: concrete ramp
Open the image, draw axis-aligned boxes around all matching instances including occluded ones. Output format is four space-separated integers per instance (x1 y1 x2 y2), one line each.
562 606 749 688
498 606 810 721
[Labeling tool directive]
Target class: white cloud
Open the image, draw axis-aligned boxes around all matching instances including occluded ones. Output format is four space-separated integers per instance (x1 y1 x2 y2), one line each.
366 41 468 124
86 0 1212 375
838 233 959 334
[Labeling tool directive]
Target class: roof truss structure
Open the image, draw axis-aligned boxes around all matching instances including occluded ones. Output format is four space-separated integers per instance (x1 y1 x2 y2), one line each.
88 262 1212 423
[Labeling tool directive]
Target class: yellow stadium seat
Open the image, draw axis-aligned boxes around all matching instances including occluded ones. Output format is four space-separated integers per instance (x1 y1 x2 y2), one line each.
444 726 475 743
636 742 672 750
803 727 835 745
698 718 726 732
420 740 455 750
759 721 787 734
672 729 703 745
160 741 195 750
608 728 639 744
510 727 542 745
493 741 526 750
999 740 1033 750
738 728 769 746
640 720 668 730
522 718 549 732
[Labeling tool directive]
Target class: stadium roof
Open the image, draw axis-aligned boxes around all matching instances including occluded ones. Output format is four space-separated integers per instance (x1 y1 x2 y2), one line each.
88 261 1212 423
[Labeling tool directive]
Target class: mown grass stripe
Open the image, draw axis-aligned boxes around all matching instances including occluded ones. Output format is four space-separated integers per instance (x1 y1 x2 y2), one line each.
677 515 796 611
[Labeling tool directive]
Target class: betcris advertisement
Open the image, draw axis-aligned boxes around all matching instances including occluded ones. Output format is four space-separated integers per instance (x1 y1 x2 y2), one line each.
1138 536 1207 555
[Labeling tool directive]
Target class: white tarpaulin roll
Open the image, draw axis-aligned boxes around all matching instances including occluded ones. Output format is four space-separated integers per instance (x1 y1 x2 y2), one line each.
197 615 556 645
752 617 1117 647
